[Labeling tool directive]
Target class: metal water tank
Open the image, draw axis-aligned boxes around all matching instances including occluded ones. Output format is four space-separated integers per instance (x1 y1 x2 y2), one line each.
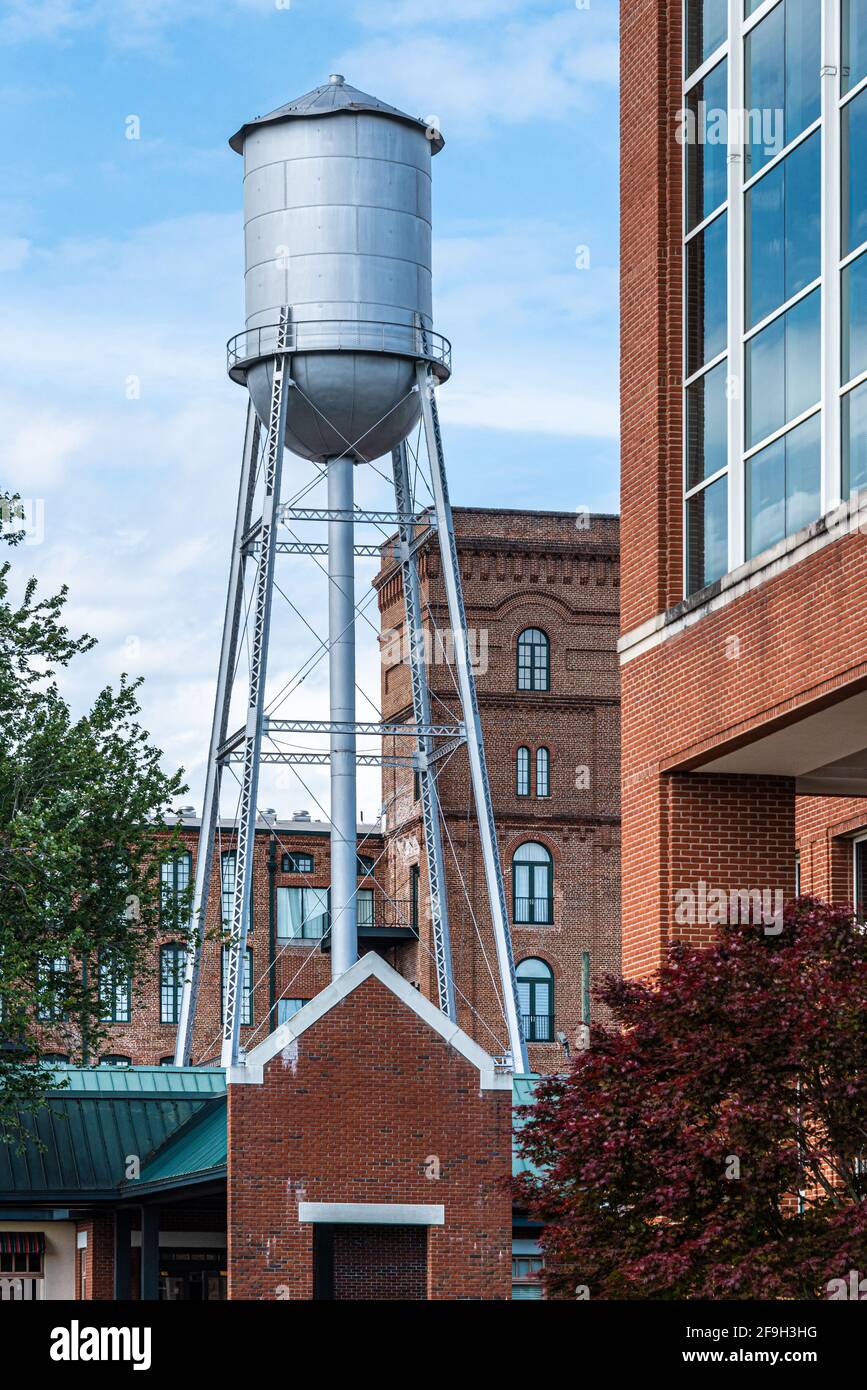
228 75 451 463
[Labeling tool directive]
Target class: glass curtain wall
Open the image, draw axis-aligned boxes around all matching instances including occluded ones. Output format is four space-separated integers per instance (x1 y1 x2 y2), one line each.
682 0 863 594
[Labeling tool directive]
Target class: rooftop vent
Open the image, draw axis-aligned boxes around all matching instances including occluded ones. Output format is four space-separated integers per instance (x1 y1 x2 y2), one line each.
292 809 312 822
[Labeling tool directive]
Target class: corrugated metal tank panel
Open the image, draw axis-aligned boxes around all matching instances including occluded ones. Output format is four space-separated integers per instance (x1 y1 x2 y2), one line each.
236 91 438 463
242 114 432 334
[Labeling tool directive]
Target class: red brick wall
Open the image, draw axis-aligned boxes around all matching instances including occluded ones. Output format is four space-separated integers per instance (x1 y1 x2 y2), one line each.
619 0 867 975
620 0 683 632
75 1216 114 1300
227 974 512 1300
377 508 621 1069
330 1225 426 1301
796 795 867 903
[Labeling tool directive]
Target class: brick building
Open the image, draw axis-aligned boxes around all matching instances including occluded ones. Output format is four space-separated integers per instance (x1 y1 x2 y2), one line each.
1 957 514 1301
4 506 618 1299
619 0 867 976
376 507 621 1072
36 507 621 1077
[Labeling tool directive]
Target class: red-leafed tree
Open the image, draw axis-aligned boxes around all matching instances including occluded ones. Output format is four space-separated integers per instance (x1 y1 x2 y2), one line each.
516 899 867 1300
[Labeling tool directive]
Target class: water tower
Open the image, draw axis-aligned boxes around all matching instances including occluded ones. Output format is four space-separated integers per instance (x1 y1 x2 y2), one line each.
174 76 526 1071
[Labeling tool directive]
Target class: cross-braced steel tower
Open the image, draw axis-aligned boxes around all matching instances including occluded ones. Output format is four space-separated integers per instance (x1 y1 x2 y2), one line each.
174 76 527 1072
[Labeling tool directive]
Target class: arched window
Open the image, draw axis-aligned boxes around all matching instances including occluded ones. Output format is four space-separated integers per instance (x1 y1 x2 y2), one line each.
99 1055 132 1068
516 628 550 692
512 842 553 924
516 958 554 1041
536 747 550 798
160 943 187 1024
516 746 530 797
282 851 314 874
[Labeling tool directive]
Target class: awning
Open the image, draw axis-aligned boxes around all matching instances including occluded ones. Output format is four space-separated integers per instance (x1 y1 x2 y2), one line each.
0 1232 45 1254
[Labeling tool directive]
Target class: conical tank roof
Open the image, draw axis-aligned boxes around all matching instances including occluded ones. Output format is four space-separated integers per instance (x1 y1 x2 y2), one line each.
229 74 444 154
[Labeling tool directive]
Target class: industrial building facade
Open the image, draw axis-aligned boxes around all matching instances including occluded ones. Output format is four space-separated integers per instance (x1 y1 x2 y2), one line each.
619 0 867 977
27 507 620 1076
2 506 619 1300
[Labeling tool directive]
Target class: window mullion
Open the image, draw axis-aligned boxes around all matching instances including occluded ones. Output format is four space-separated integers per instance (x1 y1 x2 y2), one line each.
728 0 745 571
823 0 842 509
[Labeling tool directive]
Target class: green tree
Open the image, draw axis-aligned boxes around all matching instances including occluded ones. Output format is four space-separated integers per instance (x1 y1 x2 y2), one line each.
0 522 189 1131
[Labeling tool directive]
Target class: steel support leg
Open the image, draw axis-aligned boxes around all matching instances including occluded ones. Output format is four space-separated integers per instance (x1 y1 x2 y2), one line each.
416 363 528 1070
391 441 456 1019
174 401 259 1066
328 455 358 979
221 322 291 1068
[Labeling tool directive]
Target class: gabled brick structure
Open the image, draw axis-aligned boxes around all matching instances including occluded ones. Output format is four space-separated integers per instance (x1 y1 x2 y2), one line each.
226 953 513 1300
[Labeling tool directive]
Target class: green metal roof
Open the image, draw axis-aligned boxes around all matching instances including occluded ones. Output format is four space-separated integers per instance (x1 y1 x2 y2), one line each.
126 1097 227 1194
1 1066 539 1199
0 1068 226 1202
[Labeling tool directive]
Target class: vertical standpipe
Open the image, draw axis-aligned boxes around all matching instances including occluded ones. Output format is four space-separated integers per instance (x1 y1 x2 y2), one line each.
328 456 358 977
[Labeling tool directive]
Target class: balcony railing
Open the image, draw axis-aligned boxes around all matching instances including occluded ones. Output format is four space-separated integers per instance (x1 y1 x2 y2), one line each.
521 1013 554 1043
227 319 452 383
513 897 553 926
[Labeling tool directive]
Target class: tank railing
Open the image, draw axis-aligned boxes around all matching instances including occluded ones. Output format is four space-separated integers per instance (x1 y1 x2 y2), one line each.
226 318 452 379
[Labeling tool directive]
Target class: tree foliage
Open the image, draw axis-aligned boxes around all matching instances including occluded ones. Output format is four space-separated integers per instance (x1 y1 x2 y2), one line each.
517 900 867 1299
0 538 189 1129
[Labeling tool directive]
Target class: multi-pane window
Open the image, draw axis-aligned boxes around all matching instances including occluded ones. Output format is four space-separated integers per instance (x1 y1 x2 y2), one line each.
159 943 186 1024
282 852 314 874
161 852 192 928
536 747 551 798
221 947 253 1026
37 955 69 1021
843 21 867 491
744 0 821 178
684 9 729 595
357 888 375 927
516 746 530 797
684 0 838 592
99 953 131 1024
516 629 550 691
221 851 236 927
276 886 329 939
686 0 727 74
512 843 553 925
410 864 420 930
220 850 252 934
277 997 309 1026
516 958 554 1042
99 1055 132 1067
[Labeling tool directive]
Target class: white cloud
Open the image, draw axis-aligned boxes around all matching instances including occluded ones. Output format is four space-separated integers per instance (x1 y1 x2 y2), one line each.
0 408 93 490
1 183 616 808
433 219 618 437
335 9 617 136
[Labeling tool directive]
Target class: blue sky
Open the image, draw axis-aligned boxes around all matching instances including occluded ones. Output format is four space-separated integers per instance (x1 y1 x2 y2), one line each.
2 0 619 815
